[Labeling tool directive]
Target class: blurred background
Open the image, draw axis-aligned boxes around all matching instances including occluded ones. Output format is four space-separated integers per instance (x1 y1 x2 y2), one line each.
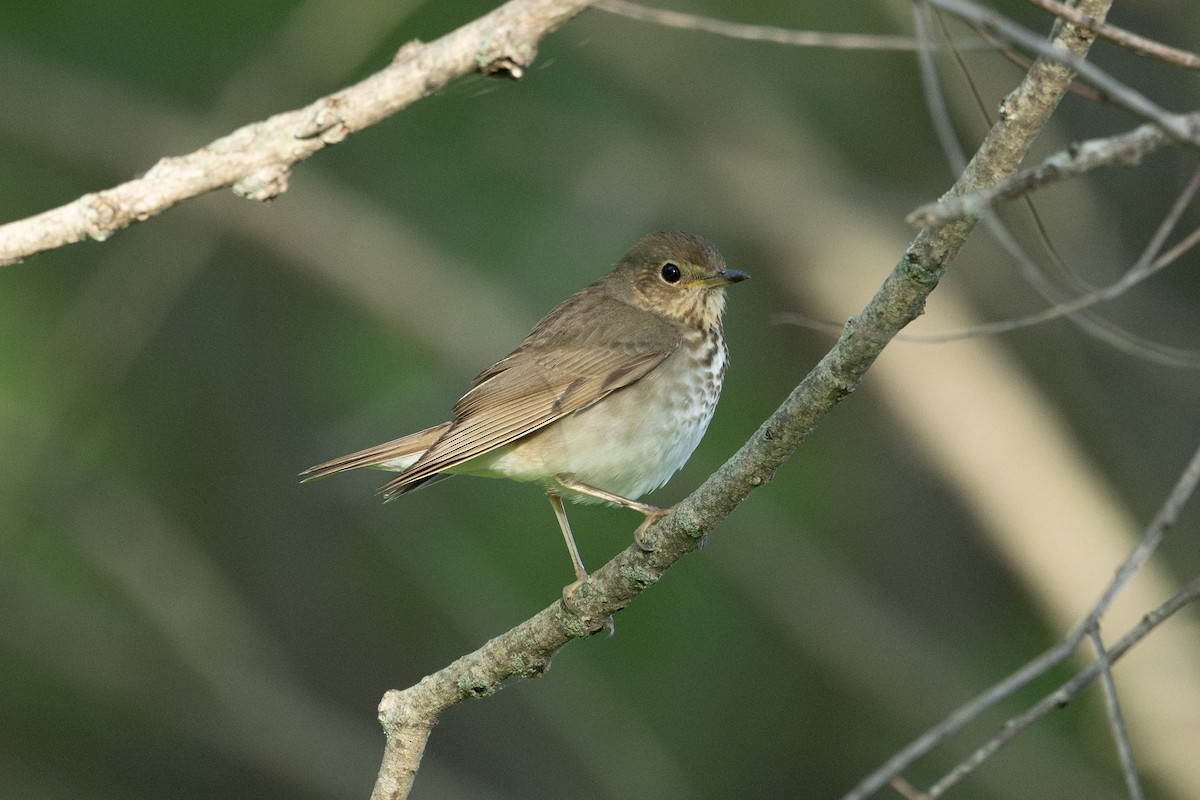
2 1 1199 798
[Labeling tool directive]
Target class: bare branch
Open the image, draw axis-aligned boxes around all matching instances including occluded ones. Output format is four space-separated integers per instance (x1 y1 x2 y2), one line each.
927 0 1200 147
0 0 594 267
975 198 1200 368
1025 0 1200 70
910 0 1200 367
913 0 970 176
886 164 1200 348
923 576 1200 797
595 0 986 51
845 436 1200 799
1089 630 1146 800
908 117 1194 226
908 0 1200 368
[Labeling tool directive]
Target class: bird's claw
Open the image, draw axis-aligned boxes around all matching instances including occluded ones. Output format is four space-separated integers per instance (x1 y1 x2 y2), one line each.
561 576 585 608
633 506 673 551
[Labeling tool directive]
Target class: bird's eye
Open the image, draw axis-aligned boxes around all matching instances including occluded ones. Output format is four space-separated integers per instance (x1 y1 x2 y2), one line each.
660 262 682 283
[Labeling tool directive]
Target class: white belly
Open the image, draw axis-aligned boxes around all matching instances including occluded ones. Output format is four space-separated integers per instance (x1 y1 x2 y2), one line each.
465 334 726 502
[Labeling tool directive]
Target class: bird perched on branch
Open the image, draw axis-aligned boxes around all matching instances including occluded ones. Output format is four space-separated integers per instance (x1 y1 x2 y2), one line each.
302 230 747 596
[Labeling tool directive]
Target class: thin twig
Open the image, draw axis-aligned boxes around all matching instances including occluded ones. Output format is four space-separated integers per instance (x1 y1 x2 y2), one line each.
1089 629 1146 800
814 1 1200 361
979 205 1200 368
908 118 1194 226
960 17 1108 104
0 0 595 267
914 0 970 177
899 164 1200 342
844 438 1200 799
905 9 1200 364
925 576 1200 797
1025 0 1200 70
1153 222 1200 273
1079 440 1200 637
927 0 1200 147
774 214 1200 348
594 0 989 51
1119 163 1200 286
925 0 1200 370
843 632 1082 800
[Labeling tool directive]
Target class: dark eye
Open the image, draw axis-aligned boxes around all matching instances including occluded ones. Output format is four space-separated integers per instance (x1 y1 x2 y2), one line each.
660 262 682 283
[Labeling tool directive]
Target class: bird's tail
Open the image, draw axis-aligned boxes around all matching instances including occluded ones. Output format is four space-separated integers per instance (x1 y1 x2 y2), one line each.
299 422 453 492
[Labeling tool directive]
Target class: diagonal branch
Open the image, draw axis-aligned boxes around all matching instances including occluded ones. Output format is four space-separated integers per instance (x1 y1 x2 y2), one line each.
1025 0 1200 70
921 575 1200 798
926 0 1200 147
370 2 1111 797
845 435 1200 799
1088 629 1147 800
908 115 1199 226
0 0 595 267
595 0 959 51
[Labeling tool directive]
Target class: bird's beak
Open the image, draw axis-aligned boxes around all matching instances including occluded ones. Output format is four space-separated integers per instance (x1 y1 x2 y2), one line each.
694 269 749 288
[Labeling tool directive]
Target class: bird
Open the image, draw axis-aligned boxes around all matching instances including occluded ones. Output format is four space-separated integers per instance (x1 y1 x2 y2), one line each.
301 230 746 594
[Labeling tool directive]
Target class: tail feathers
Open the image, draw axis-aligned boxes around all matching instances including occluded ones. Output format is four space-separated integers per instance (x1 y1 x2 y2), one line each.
299 422 452 483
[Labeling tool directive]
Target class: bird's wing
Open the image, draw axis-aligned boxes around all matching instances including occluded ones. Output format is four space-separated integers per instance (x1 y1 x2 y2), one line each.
382 295 681 492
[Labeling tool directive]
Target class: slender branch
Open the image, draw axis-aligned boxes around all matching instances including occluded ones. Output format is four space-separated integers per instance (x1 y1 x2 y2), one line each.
926 0 1200 147
891 164 1200 346
594 0 955 51
0 0 594 267
778 200 1200 347
1089 630 1146 800
924 576 1200 797
898 227 1200 340
1025 0 1200 70
974 191 1200 368
918 0 1200 368
914 0 969 176
908 116 1196 226
845 436 1200 799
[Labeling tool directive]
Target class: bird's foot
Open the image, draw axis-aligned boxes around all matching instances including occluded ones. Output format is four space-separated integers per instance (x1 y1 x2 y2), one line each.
561 576 585 607
633 504 674 551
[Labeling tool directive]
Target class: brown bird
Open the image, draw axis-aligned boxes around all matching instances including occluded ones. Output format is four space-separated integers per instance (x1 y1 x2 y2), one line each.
301 231 746 592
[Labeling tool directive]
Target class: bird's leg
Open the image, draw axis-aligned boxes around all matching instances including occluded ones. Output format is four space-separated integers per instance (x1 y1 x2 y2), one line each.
548 491 588 589
554 476 671 552
548 491 614 636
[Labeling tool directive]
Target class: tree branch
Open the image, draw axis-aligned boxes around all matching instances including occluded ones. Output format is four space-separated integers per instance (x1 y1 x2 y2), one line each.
0 0 594 267
845 435 1200 799
594 0 962 52
1089 629 1146 800
922 575 1200 798
907 115 1196 226
1024 0 1200 70
925 0 1200 148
